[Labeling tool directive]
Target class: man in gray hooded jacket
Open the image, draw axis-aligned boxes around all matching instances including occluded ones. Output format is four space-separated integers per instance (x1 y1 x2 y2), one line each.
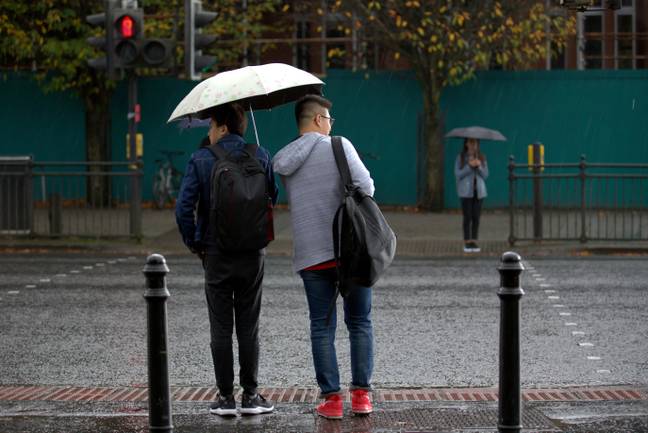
272 95 376 419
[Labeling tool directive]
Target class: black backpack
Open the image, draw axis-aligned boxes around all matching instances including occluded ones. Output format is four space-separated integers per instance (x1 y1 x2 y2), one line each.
331 136 397 295
206 143 274 252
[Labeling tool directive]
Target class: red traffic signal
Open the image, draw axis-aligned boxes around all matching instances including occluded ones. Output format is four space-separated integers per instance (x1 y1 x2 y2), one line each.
118 15 135 38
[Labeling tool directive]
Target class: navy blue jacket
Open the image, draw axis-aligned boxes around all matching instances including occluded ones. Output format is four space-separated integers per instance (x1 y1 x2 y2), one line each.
175 133 279 254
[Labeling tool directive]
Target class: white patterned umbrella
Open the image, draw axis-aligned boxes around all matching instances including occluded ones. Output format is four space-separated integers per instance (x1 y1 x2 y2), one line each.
167 63 324 123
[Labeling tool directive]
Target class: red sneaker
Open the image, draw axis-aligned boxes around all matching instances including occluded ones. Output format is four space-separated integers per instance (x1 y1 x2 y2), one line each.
351 389 373 415
316 394 343 419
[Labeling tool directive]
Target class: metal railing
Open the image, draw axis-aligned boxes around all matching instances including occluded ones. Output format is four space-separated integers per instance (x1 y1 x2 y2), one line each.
0 159 142 238
508 155 648 245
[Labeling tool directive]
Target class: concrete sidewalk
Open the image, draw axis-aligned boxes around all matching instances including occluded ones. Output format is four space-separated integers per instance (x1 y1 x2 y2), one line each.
2 208 647 258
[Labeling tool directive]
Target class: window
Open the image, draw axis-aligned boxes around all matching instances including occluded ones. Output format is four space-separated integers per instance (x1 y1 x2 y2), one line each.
581 12 604 69
615 0 635 69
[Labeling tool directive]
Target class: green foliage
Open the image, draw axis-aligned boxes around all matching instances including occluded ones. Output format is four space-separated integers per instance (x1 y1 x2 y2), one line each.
332 0 576 94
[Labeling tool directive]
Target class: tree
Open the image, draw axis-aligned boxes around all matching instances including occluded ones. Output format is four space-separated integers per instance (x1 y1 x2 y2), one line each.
331 0 576 209
0 0 282 203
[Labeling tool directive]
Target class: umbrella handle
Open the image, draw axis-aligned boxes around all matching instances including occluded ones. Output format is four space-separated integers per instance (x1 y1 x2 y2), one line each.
249 104 260 146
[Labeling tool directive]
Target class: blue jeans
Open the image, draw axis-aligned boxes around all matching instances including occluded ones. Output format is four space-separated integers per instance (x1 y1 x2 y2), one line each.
299 268 373 396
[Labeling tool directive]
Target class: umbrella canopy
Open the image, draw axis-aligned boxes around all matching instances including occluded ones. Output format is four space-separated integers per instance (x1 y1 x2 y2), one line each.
445 126 507 141
167 63 324 123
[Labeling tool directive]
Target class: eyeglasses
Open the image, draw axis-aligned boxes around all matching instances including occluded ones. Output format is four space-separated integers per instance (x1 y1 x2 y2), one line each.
317 114 335 126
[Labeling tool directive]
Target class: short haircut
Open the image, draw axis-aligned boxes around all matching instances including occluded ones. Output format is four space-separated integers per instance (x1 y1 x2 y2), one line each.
295 94 332 128
207 103 247 136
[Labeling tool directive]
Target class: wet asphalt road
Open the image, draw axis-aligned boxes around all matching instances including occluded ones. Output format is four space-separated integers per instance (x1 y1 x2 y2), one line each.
0 254 646 390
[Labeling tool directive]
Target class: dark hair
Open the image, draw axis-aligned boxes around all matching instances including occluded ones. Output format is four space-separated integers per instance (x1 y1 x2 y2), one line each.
459 138 486 168
207 103 247 136
294 94 332 126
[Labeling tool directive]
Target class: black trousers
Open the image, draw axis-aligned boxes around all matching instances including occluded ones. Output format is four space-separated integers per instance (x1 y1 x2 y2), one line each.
204 252 264 396
461 196 483 241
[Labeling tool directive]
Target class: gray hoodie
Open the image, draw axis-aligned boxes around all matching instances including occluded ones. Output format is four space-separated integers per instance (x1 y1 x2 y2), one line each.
273 132 375 273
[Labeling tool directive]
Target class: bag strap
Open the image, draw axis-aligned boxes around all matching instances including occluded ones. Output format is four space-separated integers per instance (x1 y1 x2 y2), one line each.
331 136 353 191
326 204 345 324
206 143 227 160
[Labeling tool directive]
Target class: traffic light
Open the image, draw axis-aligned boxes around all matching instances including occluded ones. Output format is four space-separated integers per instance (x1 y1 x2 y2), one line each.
184 0 218 80
112 8 144 69
86 4 115 76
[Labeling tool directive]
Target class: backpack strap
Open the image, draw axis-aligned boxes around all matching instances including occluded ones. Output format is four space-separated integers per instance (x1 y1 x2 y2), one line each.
206 143 227 160
331 136 353 191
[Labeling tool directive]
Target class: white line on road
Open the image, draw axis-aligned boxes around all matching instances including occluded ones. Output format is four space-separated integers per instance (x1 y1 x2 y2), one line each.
25 285 36 289
559 312 572 316
8 291 19 295
553 304 566 308
578 342 594 347
82 266 93 270
540 284 552 287
597 369 611 374
39 279 50 283
587 356 602 360
544 290 557 293
548 296 560 300
108 260 117 264
536 278 546 281
565 322 578 326
70 270 80 274
55 274 67 277
95 263 105 267
572 331 586 336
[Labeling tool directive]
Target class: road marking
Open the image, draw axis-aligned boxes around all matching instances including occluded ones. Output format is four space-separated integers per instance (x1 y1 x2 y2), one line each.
565 322 578 326
95 263 105 267
578 342 594 347
536 278 546 281
548 296 560 300
559 312 572 316
540 284 552 287
25 285 36 289
572 331 585 336
532 274 541 277
127 256 136 260
70 270 80 274
39 279 50 283
83 266 93 270
544 290 557 294
117 258 126 262
553 304 566 308
597 370 611 374
8 291 19 295
55 274 67 277
587 356 602 360
108 260 117 264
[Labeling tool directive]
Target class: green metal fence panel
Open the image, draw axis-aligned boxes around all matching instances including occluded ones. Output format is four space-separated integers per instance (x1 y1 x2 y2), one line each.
3 69 648 208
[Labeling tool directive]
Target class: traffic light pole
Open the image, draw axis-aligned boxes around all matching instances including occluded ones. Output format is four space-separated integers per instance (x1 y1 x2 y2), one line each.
128 72 142 239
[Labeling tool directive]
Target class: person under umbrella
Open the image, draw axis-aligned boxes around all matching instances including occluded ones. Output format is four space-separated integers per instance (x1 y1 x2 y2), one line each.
454 138 489 253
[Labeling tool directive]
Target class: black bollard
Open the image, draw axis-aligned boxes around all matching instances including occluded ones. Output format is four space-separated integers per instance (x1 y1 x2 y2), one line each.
143 254 173 433
497 252 525 433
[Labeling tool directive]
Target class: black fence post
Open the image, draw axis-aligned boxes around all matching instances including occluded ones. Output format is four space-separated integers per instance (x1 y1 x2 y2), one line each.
532 143 543 241
508 155 516 246
143 254 173 433
497 252 525 433
579 154 587 243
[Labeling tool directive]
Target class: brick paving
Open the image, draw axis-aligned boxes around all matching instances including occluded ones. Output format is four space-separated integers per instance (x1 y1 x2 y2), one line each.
0 385 645 404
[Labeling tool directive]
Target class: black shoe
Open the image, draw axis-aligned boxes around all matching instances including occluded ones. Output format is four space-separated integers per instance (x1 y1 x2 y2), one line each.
209 394 237 416
463 242 472 253
240 393 274 415
470 241 481 252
